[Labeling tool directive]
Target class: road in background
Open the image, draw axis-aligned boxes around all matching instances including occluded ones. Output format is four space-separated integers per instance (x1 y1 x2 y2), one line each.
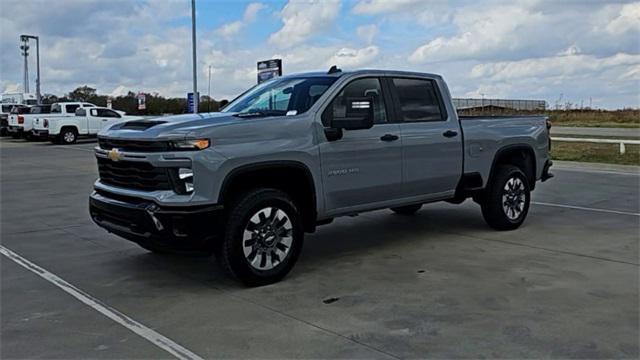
552 126 640 138
1 138 638 359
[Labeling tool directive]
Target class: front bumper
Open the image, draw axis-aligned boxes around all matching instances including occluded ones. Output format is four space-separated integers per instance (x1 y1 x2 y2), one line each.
89 190 224 252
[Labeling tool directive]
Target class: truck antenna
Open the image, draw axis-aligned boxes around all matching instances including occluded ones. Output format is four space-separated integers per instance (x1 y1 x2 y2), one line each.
327 65 341 74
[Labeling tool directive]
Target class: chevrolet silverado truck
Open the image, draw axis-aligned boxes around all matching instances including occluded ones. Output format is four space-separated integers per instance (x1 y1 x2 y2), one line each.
90 68 553 286
32 106 139 144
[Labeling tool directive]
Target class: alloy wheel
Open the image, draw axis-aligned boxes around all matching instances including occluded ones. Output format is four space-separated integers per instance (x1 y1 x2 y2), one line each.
502 177 526 220
242 207 293 271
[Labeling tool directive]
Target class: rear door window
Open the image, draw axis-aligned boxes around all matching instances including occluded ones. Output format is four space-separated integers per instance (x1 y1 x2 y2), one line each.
96 109 121 118
391 78 445 122
65 104 80 113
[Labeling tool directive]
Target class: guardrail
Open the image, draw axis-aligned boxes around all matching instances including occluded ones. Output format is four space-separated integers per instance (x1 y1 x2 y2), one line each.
551 137 640 155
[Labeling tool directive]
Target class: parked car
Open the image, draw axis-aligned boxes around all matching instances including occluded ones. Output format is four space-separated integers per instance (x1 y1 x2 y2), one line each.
89 68 553 286
32 106 141 144
6 105 32 138
9 102 95 139
0 103 19 136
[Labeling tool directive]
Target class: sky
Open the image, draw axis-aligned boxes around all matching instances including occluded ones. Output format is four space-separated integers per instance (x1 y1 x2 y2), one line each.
0 0 639 109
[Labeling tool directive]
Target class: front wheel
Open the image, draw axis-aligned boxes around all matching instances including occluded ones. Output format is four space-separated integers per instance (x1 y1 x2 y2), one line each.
481 165 531 230
215 188 304 286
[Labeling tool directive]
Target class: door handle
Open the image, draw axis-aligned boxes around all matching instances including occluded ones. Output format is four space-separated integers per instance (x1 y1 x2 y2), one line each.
443 130 458 138
380 134 399 142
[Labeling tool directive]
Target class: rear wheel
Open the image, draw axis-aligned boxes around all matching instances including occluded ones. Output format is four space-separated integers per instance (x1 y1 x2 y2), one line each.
481 165 530 230
391 204 422 215
215 188 304 286
59 128 77 144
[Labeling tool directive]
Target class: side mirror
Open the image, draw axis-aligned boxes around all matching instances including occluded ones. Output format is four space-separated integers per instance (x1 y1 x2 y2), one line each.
331 97 374 130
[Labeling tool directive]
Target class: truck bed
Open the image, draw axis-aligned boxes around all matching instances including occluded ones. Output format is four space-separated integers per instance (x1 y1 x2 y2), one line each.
459 115 550 187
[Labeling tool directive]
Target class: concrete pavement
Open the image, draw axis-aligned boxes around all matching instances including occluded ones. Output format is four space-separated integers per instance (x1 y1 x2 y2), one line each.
1 138 638 359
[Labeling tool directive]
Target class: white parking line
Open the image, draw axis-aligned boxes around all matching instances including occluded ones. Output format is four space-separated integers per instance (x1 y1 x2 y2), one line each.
532 201 640 217
0 245 203 360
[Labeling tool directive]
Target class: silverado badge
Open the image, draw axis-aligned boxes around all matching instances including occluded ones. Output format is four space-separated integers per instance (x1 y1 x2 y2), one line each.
107 148 123 162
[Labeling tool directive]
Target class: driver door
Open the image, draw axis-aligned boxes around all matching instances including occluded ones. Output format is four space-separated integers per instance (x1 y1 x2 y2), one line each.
318 77 403 214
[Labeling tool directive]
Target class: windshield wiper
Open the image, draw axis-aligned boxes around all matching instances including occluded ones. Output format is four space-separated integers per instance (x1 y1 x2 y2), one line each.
233 110 287 118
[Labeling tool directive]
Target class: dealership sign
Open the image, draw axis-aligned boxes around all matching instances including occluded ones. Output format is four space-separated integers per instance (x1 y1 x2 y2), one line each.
257 59 282 83
187 92 199 113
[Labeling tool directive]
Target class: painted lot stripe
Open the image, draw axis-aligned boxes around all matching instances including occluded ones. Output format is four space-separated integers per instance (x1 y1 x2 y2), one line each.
532 201 640 217
0 245 203 360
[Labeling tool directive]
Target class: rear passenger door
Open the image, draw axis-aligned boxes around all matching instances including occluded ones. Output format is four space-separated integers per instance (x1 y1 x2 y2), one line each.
318 77 403 213
387 77 463 198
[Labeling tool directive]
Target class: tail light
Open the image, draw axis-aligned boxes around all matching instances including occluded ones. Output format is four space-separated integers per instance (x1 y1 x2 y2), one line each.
44 119 49 128
18 115 24 124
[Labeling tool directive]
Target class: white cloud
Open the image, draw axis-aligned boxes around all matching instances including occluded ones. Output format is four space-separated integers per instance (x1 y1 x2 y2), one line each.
216 2 265 38
325 46 380 68
353 0 423 15
470 52 640 81
606 2 640 35
409 1 640 64
269 0 341 48
409 5 543 63
356 24 378 45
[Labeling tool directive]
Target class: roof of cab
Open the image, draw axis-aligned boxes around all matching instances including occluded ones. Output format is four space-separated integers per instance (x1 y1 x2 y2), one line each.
281 68 443 80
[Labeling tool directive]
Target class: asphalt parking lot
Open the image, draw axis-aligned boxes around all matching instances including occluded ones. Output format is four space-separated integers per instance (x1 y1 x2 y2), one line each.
1 137 638 359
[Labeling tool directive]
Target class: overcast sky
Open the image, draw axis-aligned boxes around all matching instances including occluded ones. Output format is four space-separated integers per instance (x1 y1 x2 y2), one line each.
1 0 638 109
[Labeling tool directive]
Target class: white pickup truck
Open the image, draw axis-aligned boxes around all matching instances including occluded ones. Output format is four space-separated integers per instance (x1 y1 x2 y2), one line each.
9 102 95 139
32 106 142 144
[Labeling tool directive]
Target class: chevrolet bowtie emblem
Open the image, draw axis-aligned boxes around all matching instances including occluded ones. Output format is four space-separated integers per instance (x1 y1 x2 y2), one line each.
107 148 123 162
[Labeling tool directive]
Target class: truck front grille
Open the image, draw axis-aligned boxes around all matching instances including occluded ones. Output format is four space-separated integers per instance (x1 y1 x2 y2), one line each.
98 138 170 152
97 158 172 191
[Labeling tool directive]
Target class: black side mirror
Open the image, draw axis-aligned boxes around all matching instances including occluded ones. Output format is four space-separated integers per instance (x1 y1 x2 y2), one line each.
331 97 374 130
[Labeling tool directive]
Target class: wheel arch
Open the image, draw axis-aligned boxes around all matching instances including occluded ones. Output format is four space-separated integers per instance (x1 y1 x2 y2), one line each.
488 144 537 190
219 161 318 233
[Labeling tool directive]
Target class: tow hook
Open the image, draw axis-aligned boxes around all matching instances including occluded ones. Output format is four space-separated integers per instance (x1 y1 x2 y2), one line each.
145 204 164 231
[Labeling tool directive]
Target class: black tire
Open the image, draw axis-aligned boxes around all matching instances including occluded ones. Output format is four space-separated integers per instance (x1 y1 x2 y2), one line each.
390 204 422 215
215 188 304 286
59 127 78 144
481 165 530 230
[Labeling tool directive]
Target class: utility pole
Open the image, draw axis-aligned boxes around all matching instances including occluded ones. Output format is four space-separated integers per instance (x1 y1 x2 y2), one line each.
20 34 41 104
207 65 211 112
190 0 198 113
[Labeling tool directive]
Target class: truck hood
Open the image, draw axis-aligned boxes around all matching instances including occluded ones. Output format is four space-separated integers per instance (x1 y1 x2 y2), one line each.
98 112 240 140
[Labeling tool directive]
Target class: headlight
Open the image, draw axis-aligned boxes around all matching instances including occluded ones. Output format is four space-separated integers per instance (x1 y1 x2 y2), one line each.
170 139 210 150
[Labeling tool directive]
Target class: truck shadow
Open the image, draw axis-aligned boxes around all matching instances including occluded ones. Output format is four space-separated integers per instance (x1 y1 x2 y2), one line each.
127 204 488 289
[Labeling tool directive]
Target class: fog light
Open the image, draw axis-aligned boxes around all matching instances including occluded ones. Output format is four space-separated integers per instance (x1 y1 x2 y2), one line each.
178 168 194 193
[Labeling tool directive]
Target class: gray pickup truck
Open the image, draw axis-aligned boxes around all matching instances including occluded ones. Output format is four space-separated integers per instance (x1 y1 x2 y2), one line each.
90 68 553 285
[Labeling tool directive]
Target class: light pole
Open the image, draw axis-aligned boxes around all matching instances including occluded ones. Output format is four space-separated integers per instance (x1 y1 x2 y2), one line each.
207 65 211 112
21 34 41 104
190 0 198 113
20 37 29 94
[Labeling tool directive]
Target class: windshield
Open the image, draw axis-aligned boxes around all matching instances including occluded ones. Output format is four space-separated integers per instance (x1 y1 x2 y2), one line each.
223 76 338 116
